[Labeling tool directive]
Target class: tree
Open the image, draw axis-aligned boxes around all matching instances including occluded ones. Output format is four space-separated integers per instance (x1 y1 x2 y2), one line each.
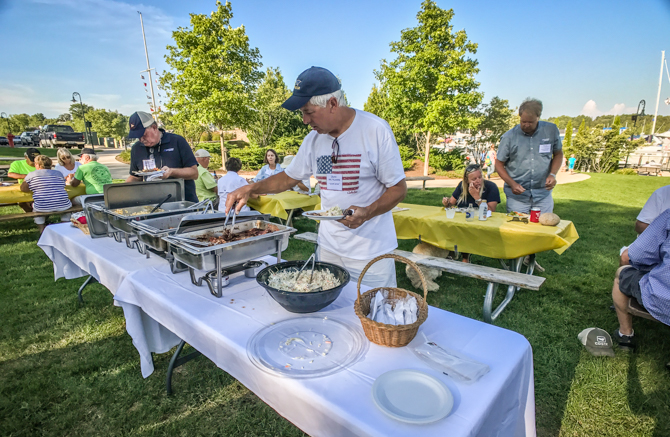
563 119 573 156
161 1 263 159
375 0 482 175
469 96 514 159
246 67 294 148
87 108 129 140
29 113 46 129
161 111 208 147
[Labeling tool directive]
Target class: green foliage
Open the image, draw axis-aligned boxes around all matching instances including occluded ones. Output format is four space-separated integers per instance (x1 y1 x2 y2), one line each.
614 168 638 175
201 131 212 142
211 132 220 142
160 1 263 136
116 150 131 164
272 135 302 157
195 142 225 157
228 145 267 170
428 147 465 171
246 67 297 148
563 119 573 155
398 145 417 170
469 96 514 158
374 0 482 173
208 153 222 170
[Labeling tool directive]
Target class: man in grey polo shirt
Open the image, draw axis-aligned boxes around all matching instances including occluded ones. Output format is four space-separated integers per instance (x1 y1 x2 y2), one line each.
495 98 563 214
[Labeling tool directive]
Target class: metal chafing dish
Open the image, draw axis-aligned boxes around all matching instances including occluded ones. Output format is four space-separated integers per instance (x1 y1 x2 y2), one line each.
84 180 210 247
163 214 295 298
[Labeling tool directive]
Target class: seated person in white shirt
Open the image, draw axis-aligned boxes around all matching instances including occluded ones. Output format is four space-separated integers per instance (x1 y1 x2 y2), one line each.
218 158 251 212
636 185 670 234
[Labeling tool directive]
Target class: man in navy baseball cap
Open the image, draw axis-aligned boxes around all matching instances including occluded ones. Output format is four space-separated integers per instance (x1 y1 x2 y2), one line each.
281 66 342 111
127 111 156 139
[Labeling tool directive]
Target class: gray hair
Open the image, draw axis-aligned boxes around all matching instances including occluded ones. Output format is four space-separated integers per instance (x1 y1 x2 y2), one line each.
83 153 98 161
519 98 543 117
309 89 346 108
56 147 74 166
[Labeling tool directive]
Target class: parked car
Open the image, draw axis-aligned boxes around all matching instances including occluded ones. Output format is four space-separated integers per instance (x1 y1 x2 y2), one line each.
30 130 40 144
0 136 8 146
10 135 23 147
19 132 34 146
38 125 85 148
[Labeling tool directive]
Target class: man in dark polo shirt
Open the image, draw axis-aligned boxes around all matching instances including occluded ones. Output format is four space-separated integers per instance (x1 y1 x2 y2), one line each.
125 111 199 202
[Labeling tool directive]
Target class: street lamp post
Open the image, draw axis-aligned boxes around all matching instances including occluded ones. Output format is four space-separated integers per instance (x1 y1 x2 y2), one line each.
626 100 646 168
71 92 93 151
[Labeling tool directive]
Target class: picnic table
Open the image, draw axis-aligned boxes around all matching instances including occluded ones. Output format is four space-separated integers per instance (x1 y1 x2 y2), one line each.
0 183 86 204
405 176 435 190
38 223 536 437
392 203 579 260
637 164 662 176
247 190 320 225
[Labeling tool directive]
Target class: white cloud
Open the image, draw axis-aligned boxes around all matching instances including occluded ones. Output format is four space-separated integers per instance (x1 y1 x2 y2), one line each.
580 100 637 118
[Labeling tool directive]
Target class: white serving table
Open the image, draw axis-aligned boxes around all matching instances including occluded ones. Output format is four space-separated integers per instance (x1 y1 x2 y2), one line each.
39 223 536 437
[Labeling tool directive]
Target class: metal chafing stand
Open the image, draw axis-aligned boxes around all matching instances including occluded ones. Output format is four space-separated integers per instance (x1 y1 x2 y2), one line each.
163 213 296 297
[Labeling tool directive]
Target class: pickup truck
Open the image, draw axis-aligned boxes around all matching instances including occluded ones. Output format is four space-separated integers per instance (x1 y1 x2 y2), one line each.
39 125 86 148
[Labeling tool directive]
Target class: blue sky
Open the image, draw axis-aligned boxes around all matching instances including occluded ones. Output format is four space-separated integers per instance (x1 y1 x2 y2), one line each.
1 0 669 121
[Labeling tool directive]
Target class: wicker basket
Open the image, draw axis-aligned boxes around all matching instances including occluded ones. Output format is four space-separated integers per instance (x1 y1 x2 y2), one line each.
70 219 90 235
354 254 428 347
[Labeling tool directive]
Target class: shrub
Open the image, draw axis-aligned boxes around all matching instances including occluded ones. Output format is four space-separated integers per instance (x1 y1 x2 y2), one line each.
211 132 221 142
273 135 302 157
428 147 465 171
208 154 222 170
116 150 131 164
195 142 224 157
200 131 212 142
614 169 637 175
398 145 417 171
229 145 267 170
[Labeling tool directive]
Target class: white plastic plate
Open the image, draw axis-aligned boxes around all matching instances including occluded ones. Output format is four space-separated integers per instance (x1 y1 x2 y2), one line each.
303 209 346 221
133 170 164 177
372 369 454 424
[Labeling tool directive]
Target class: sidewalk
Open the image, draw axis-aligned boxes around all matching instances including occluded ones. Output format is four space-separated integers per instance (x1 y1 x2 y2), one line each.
96 148 130 179
405 171 591 189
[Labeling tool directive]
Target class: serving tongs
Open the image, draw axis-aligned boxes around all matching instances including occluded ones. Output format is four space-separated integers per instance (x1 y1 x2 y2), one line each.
294 253 322 292
222 202 239 240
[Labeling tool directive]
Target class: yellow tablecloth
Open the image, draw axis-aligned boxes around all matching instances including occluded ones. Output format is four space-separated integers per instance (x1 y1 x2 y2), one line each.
392 203 579 259
0 184 87 204
247 191 321 220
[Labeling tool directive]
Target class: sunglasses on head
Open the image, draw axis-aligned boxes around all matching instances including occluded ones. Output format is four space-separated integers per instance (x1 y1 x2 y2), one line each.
465 164 481 173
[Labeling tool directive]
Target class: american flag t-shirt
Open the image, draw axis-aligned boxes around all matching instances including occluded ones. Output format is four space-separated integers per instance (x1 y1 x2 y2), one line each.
315 154 361 192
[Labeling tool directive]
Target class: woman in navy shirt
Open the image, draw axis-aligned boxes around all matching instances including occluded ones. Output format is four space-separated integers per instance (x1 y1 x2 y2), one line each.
442 164 500 211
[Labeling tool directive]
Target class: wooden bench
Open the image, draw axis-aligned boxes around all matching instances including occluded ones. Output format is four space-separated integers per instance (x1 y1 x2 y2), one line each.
405 176 435 190
293 232 545 323
0 205 83 223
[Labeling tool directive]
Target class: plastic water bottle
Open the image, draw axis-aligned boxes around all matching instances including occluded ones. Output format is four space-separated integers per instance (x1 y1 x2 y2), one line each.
466 204 475 222
478 199 488 221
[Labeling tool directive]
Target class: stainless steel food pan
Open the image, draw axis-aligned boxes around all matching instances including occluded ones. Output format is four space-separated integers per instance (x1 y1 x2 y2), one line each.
165 220 295 271
106 201 201 234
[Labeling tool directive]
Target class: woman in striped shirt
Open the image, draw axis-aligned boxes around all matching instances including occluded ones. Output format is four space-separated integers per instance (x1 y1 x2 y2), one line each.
20 155 72 233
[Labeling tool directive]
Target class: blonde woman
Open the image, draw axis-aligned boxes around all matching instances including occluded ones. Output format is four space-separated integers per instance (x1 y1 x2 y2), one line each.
54 147 81 180
20 155 72 233
442 164 500 211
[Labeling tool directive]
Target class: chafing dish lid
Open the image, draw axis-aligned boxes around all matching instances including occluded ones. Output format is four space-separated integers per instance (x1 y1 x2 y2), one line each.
104 180 184 209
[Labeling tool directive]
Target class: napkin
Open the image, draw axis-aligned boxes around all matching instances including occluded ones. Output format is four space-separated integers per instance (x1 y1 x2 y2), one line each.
367 289 418 325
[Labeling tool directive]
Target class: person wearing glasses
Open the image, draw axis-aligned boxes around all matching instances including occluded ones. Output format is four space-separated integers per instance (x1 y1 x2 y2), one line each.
495 98 563 214
54 148 81 180
125 111 199 202
225 66 407 288
442 164 500 211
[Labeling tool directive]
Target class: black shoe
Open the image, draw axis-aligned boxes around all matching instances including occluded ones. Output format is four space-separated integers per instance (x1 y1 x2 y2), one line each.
612 329 636 351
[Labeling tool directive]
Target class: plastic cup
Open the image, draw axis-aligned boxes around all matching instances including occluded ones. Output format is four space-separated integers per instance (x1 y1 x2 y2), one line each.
446 208 456 219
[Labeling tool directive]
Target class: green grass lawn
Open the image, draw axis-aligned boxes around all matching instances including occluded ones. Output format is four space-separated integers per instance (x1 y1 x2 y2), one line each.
0 147 61 158
1 174 670 436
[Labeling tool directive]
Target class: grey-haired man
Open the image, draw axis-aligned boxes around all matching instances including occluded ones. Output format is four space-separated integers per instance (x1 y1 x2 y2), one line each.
224 66 407 288
495 98 564 214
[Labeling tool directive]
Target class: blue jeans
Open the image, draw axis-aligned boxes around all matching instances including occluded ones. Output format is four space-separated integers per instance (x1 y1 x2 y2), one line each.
505 192 554 214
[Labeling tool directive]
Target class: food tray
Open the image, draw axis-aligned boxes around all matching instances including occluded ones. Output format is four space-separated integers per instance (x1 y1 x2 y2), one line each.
106 201 203 233
164 220 295 271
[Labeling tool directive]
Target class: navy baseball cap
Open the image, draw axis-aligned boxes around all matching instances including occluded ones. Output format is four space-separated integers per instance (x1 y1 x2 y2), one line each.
281 66 342 111
128 111 156 138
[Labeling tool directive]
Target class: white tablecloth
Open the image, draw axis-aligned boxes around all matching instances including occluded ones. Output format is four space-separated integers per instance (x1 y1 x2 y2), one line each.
38 223 181 374
115 258 536 437
38 224 536 436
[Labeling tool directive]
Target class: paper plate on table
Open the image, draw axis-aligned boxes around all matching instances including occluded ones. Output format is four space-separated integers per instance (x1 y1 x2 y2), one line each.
303 210 346 221
372 369 453 424
247 316 368 378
